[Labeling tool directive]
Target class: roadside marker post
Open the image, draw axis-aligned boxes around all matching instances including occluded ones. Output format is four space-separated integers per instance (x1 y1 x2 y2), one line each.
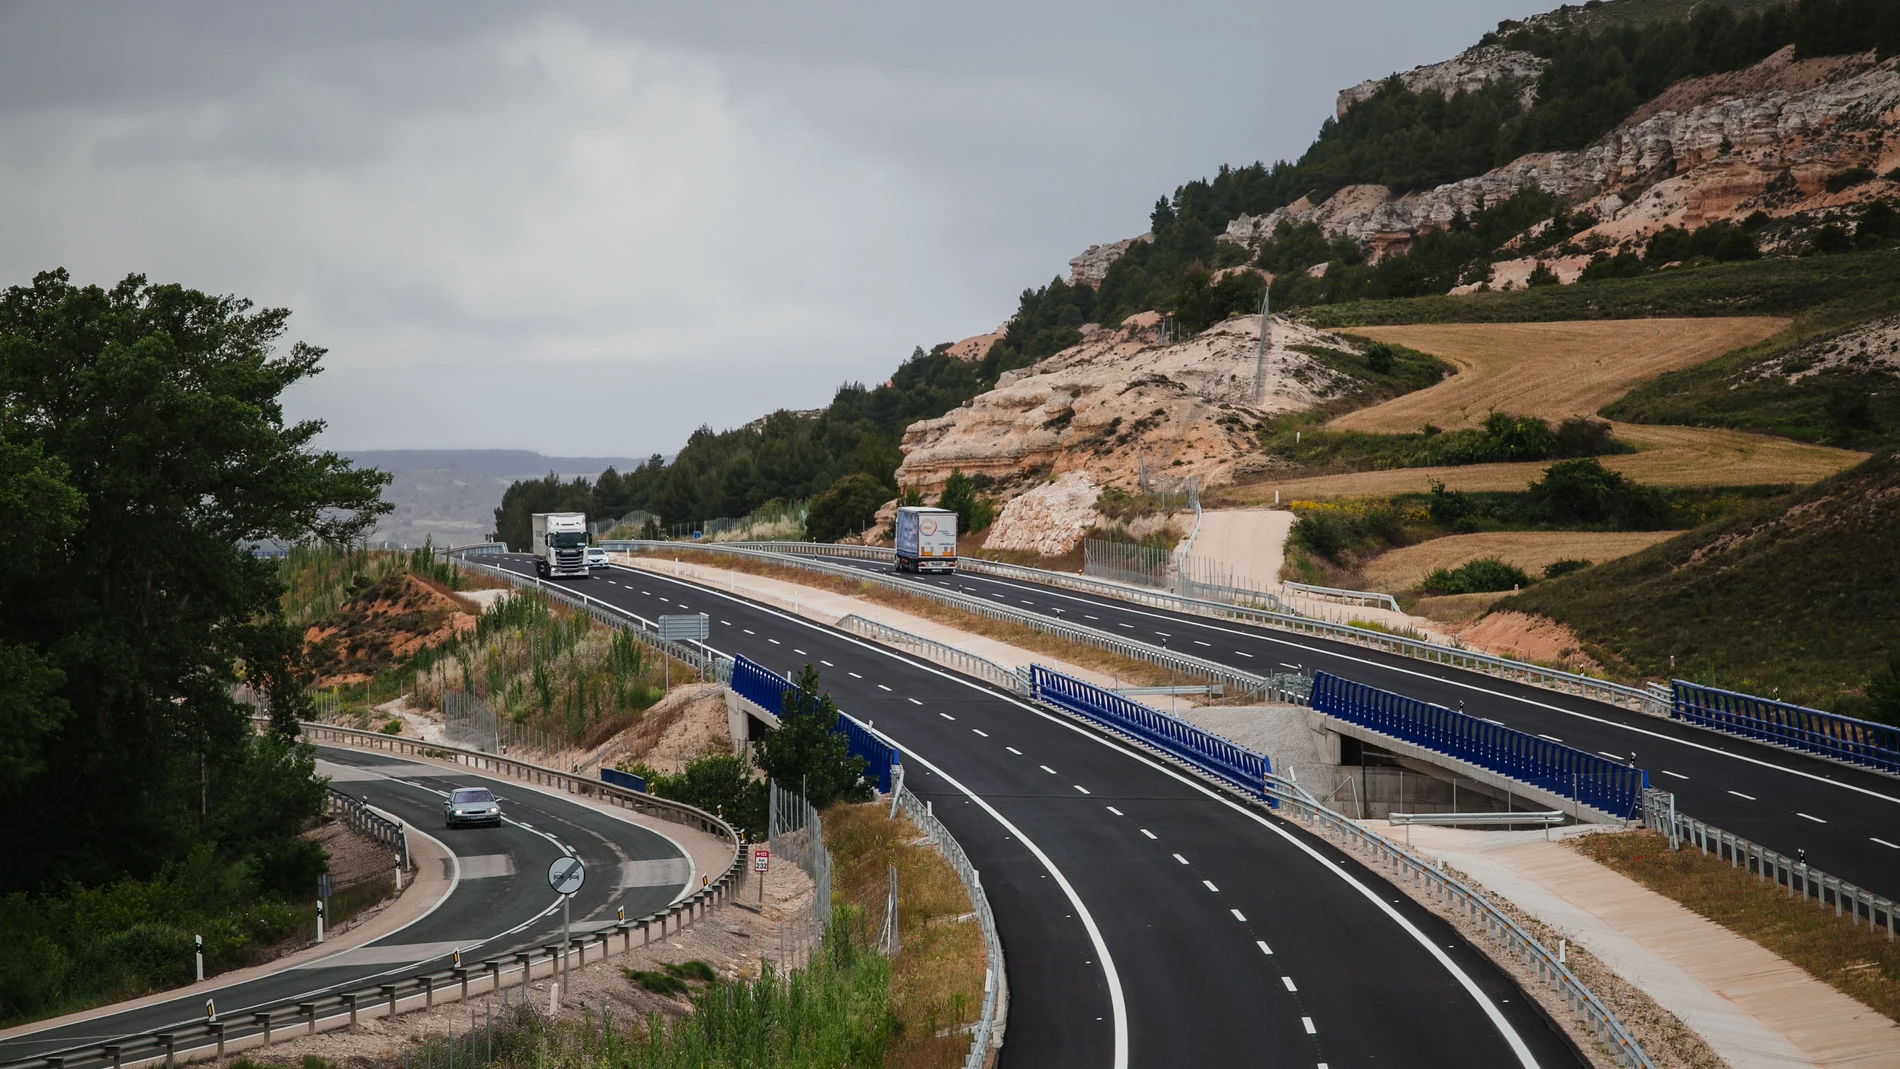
193 934 203 983
754 846 770 905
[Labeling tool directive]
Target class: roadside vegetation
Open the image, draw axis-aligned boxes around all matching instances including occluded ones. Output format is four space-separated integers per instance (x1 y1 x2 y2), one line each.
1575 831 1900 1025
1258 410 1631 475
0 270 388 1023
1499 451 1900 709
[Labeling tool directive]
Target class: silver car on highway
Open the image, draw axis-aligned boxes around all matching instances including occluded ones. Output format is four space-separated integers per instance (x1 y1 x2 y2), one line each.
444 786 502 828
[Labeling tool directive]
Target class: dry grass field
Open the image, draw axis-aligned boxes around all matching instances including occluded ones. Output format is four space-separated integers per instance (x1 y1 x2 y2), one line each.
1338 318 1789 431
1358 530 1681 592
1214 318 1867 503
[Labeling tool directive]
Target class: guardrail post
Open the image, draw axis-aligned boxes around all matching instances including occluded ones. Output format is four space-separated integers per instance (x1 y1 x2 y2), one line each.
483 960 501 994
210 1022 225 1058
420 975 434 1008
342 993 358 1029
103 1045 121 1069
298 1003 316 1035
254 1011 273 1047
380 984 398 1021
157 1032 175 1068
514 952 534 995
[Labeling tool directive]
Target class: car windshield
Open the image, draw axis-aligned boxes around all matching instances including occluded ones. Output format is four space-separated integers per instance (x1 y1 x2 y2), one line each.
550 533 586 548
451 789 493 804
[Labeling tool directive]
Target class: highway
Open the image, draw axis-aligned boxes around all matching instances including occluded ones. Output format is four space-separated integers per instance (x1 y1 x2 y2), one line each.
502 555 1592 1068
800 551 1900 903
0 748 694 1066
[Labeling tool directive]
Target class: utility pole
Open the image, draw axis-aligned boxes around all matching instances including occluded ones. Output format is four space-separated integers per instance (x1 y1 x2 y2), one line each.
1253 283 1271 402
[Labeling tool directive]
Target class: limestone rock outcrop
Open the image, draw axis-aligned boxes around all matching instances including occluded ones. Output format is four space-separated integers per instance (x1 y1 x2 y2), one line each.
894 314 1360 497
1336 44 1546 118
982 471 1101 556
1068 234 1151 287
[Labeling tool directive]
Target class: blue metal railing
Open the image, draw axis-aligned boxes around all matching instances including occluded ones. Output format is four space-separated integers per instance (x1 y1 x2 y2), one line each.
1311 672 1647 818
730 655 901 793
1673 680 1900 774
1029 665 1272 801
600 767 647 792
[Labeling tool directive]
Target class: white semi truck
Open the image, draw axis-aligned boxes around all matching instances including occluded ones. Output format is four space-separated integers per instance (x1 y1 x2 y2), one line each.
531 512 591 579
894 506 958 573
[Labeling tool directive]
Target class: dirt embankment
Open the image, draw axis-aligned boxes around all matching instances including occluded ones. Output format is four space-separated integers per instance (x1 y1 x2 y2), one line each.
580 683 732 775
303 573 480 686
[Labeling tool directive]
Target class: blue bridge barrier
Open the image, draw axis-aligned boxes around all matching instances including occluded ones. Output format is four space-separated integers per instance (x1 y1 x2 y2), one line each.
1673 680 1900 774
730 655 901 793
1311 672 1647 818
600 767 647 793
1029 665 1272 801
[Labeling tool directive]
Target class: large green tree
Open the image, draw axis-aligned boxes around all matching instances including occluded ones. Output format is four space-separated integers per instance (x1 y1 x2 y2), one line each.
0 269 389 894
754 664 871 808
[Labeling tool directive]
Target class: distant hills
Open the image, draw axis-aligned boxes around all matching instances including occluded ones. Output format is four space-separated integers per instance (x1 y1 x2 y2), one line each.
342 449 653 549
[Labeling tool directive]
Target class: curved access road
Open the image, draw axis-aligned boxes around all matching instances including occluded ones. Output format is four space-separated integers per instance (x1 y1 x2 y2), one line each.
804 551 1900 902
498 554 1590 1069
0 747 694 1068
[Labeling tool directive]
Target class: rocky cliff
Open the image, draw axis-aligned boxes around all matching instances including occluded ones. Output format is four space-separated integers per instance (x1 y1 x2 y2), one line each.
893 313 1359 496
1335 44 1546 118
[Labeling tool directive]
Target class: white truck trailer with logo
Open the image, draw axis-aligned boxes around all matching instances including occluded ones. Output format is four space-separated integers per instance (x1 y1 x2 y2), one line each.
894 506 957 573
531 512 590 579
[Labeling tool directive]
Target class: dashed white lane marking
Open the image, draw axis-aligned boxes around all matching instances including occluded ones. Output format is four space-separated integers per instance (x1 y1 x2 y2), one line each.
941 713 957 721
742 629 755 635
1154 631 1170 637
1202 880 1219 892
972 729 989 737
1172 853 1189 865
720 620 731 626
1105 806 1123 816
1139 828 1156 839
1281 976 1296 991
768 638 781 645
1729 790 1757 800
1257 941 1273 955
1537 734 1562 742
1482 718 1505 726
1597 750 1626 760
877 684 892 692
793 648 806 655
1006 747 1023 755
1040 764 1058 775
1194 640 1211 647
1235 651 1253 658
1232 909 1247 922
909 698 923 706
848 671 862 679
641 590 650 595
1661 770 1689 780
820 659 833 666
1278 662 1299 669
1873 837 1900 849
1084 614 1099 620
1798 812 1828 823
1302 1017 1316 1035
1074 785 1091 794
1118 623 1133 629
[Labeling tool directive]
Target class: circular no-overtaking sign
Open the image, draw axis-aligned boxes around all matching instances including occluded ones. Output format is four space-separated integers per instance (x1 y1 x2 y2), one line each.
547 856 586 896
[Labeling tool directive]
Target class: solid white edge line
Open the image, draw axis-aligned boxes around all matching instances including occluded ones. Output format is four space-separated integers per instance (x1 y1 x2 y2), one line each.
629 566 1549 1069
939 569 1900 808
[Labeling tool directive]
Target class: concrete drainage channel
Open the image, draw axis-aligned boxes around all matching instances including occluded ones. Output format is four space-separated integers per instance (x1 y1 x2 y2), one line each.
11 728 744 1069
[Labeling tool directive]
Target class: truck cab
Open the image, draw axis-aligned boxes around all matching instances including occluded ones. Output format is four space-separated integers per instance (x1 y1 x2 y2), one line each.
531 512 591 579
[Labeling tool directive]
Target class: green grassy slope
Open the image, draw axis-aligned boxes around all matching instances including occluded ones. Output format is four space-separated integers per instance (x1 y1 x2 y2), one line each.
1497 451 1900 705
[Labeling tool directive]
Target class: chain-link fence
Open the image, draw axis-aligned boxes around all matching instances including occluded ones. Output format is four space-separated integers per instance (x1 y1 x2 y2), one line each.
1083 538 1169 588
767 780 832 937
443 689 561 757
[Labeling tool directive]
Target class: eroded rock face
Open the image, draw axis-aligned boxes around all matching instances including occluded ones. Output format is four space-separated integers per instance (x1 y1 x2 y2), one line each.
894 314 1358 497
1067 234 1151 286
1263 51 1900 256
1336 44 1547 118
982 471 1101 555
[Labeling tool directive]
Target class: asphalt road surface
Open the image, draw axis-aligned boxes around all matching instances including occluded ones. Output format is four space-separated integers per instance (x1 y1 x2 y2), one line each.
2 747 693 1066
508 556 1591 1068
804 551 1900 903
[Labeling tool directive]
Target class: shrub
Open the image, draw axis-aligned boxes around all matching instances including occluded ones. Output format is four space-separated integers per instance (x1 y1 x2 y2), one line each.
1810 224 1853 255
1420 557 1533 595
1542 558 1592 579
1524 458 1671 529
1364 341 1396 375
1526 262 1560 287
646 753 768 838
1825 166 1876 193
806 473 890 543
1579 251 1644 282
1553 417 1619 458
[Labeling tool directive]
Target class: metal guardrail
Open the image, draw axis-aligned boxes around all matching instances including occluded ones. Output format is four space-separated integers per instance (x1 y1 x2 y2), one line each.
450 555 734 685
1643 788 1896 939
603 540 1294 701
1387 810 1566 827
1283 580 1402 612
326 787 410 870
1313 672 1649 819
835 614 1033 696
730 655 901 793
1264 771 1657 1069
896 783 1007 1069
1672 679 1900 775
11 723 749 1069
1030 665 1276 803
637 539 1664 716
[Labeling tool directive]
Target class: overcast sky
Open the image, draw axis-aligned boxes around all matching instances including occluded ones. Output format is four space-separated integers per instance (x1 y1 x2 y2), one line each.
0 1 1532 457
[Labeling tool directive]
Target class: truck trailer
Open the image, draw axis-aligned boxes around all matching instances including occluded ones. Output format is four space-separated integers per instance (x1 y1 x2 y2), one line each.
894 506 957 573
531 512 591 579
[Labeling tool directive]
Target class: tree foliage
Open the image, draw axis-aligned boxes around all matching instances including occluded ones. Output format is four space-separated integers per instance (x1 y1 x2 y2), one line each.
754 665 872 809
